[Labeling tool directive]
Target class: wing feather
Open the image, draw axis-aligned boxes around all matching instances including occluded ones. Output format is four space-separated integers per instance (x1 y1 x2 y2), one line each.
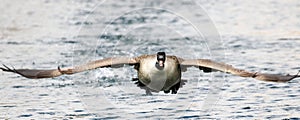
180 59 299 82
1 57 138 79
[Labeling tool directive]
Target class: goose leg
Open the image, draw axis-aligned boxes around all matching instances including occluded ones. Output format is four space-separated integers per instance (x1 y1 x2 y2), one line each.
164 90 170 94
170 81 181 94
132 78 154 95
145 89 153 95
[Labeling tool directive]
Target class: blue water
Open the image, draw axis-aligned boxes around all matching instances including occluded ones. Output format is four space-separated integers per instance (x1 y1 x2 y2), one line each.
1 0 300 119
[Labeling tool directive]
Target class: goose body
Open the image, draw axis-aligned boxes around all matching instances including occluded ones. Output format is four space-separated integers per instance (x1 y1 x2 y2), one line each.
137 55 181 93
1 52 299 94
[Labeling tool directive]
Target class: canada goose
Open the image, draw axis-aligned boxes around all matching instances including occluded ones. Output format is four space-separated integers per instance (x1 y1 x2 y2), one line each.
1 52 299 94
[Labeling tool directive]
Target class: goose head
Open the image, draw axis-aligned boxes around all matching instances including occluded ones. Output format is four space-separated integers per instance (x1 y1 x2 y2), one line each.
155 52 166 70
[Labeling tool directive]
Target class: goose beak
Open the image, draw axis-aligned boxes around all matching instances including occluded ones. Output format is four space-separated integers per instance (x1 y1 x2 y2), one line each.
156 52 166 69
158 60 164 67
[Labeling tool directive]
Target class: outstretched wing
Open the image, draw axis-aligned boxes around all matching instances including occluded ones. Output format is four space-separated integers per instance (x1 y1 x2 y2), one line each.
1 57 138 79
180 59 299 82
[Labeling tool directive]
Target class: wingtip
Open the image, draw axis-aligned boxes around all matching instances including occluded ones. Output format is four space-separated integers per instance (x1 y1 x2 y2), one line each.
0 64 11 72
0 64 19 74
295 70 300 78
284 71 300 82
0 64 5 71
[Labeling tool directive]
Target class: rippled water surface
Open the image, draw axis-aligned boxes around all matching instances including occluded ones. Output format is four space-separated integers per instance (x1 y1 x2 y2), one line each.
1 0 300 119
